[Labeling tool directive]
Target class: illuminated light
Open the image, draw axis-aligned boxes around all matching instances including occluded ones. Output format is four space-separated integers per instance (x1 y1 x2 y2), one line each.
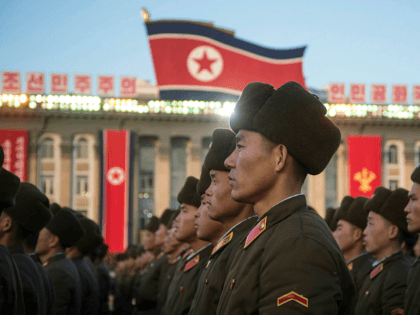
29 102 36 109
7 95 13 102
14 102 20 108
103 103 110 111
165 106 172 114
127 104 133 112
88 104 94 111
47 103 54 110
19 94 27 103
2 95 8 102
183 107 189 115
47 95 54 103
324 103 329 110
329 109 337 117
121 104 127 112
109 98 115 106
148 100 154 107
193 108 199 114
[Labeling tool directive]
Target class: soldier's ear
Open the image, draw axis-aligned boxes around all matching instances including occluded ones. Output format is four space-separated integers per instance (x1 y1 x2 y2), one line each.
387 224 399 240
48 233 60 248
274 144 288 173
353 226 363 242
0 212 13 233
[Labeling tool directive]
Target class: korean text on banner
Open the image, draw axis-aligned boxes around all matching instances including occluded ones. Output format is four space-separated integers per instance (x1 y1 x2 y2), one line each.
0 130 28 182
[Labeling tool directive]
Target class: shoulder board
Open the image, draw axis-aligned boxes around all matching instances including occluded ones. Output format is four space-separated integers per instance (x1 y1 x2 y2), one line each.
211 232 234 256
370 263 383 279
244 217 267 249
182 248 194 260
348 262 353 271
184 255 200 272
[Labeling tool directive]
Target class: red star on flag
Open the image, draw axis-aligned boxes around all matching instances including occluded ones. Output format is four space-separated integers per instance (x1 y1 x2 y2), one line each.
194 51 218 74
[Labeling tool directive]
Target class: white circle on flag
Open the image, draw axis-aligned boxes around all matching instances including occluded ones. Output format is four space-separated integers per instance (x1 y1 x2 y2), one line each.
107 167 125 186
187 46 224 82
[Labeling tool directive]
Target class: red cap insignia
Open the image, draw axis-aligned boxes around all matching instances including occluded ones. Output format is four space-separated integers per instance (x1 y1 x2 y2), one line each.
348 262 353 271
184 255 200 272
244 217 267 249
370 263 383 279
277 291 308 307
211 232 233 256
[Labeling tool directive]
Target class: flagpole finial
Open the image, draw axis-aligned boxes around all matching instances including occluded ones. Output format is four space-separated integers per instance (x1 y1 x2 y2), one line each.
141 8 150 22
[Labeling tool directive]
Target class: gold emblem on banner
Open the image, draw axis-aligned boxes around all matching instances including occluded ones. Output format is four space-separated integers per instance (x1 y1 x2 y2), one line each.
353 168 376 193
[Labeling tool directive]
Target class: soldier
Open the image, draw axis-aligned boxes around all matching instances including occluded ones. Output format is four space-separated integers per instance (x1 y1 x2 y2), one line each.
189 129 257 315
404 164 420 314
0 182 52 315
65 217 101 315
35 205 85 315
355 187 411 315
93 243 111 315
135 209 174 314
325 206 338 232
163 176 213 315
157 210 189 312
0 149 25 315
333 196 373 294
216 81 356 314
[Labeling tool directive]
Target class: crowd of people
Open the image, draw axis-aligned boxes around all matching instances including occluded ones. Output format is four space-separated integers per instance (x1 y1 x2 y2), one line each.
1 81 420 314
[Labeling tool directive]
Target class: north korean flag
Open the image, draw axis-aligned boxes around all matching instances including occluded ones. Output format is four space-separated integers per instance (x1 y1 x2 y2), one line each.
145 20 306 101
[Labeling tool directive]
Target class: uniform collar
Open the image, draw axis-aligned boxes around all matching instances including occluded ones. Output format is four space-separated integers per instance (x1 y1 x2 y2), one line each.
347 252 370 264
43 252 65 267
7 243 25 255
372 250 402 267
186 243 212 261
216 215 258 244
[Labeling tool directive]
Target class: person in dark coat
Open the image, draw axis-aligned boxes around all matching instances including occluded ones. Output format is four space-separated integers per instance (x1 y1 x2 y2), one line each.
0 148 25 315
94 243 111 315
325 206 338 232
189 129 257 315
333 195 374 294
404 164 420 314
65 217 101 315
0 182 53 315
216 81 356 315
356 187 411 315
163 176 214 315
35 205 85 315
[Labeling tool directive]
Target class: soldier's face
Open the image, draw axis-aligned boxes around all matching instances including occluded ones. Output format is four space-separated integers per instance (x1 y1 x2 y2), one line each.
334 220 361 254
207 170 247 221
155 224 167 248
405 183 420 233
195 194 223 242
144 231 155 251
175 203 198 243
363 212 394 256
224 130 277 205
35 227 52 256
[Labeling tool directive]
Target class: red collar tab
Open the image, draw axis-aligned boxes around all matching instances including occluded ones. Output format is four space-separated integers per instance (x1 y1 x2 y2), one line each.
370 263 383 279
211 232 233 256
244 217 267 249
277 291 308 308
184 255 200 272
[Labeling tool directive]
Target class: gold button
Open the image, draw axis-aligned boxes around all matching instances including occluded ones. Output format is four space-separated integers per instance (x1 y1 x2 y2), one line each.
258 222 265 230
179 287 184 293
230 279 235 290
365 291 369 297
205 279 208 285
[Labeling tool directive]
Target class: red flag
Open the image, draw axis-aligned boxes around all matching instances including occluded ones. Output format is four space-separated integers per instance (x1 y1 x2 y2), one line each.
347 136 382 197
102 130 130 253
145 21 306 100
0 130 28 182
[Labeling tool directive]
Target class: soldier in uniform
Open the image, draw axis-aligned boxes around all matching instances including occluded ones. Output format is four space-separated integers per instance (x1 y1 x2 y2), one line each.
325 206 338 232
0 182 52 315
163 176 213 315
404 164 420 314
189 129 257 315
35 205 85 315
356 187 411 315
65 217 101 315
333 196 374 294
216 81 356 314
0 148 25 315
93 243 111 315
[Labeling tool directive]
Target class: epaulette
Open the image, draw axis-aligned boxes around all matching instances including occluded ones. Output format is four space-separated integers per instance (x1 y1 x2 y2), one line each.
211 232 233 256
184 255 199 272
244 217 267 249
370 263 383 279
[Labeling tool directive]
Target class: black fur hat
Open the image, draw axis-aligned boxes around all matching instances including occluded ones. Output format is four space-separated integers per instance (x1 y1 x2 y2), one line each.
0 168 20 210
364 186 409 232
196 165 211 195
159 209 174 226
167 209 180 229
411 164 420 184
75 218 104 255
4 182 52 235
177 176 201 208
204 128 236 172
46 207 85 248
325 207 337 231
145 215 160 232
334 196 369 230
229 81 341 175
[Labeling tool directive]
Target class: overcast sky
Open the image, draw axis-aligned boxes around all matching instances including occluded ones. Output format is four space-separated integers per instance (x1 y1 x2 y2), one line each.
1 0 419 98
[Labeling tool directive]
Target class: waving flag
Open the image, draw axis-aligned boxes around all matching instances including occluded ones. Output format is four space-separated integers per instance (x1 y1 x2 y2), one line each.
145 20 306 101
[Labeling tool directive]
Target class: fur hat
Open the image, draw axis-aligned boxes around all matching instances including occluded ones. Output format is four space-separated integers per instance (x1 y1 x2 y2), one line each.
204 128 236 171
0 168 20 209
324 207 337 231
229 81 341 175
4 182 52 235
49 203 62 215
177 176 201 208
196 165 211 195
411 164 420 184
159 209 174 226
167 209 180 229
145 215 160 232
46 207 85 248
75 218 104 255
334 196 369 230
364 186 409 232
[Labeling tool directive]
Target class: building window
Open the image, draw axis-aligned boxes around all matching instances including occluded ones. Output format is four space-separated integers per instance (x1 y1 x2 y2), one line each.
76 175 89 196
41 138 54 158
388 145 398 164
325 154 338 208
41 175 54 196
75 138 88 159
138 138 156 230
389 180 398 190
201 137 211 163
170 137 188 208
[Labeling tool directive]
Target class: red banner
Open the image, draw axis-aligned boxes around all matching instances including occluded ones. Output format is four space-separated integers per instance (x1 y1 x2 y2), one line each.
349 84 366 103
2 71 21 94
413 85 420 105
26 73 45 94
98 75 115 96
347 135 382 197
120 77 136 97
50 74 68 94
74 75 92 95
392 85 407 104
371 84 387 104
328 83 346 103
102 130 130 253
0 130 28 182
